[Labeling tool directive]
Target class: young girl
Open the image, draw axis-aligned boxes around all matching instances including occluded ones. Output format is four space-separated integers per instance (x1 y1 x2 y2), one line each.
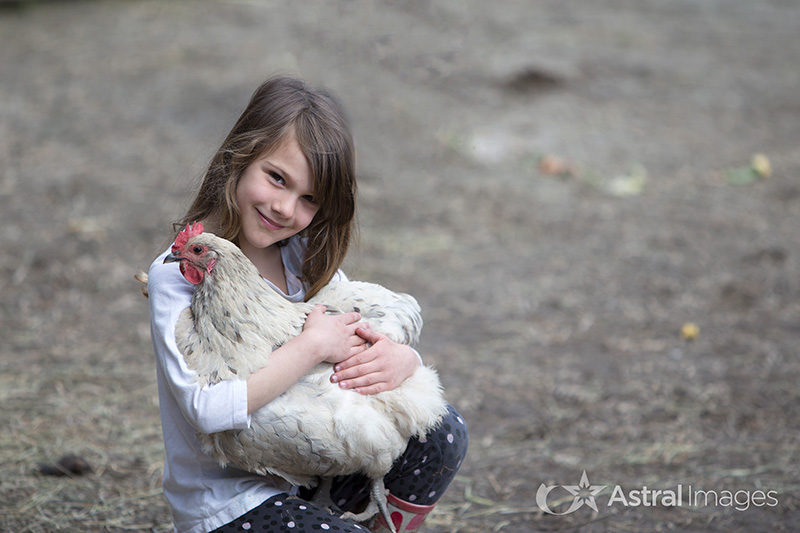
146 76 468 533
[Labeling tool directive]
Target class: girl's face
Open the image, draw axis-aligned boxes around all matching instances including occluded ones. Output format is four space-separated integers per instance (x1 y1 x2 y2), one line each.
235 135 319 255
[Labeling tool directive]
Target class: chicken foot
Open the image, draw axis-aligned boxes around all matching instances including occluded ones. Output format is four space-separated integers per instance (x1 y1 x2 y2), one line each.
306 476 395 533
340 478 395 533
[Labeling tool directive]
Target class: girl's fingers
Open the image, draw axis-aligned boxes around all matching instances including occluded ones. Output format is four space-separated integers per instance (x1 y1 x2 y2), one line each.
348 343 368 358
333 371 384 391
352 383 388 395
343 311 362 324
306 305 326 318
334 346 376 372
355 326 383 343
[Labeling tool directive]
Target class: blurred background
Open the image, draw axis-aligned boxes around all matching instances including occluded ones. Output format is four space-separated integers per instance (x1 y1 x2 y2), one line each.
1 0 799 531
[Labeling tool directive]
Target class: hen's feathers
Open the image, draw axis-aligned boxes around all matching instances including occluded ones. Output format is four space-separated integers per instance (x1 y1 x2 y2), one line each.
169 233 448 501
309 281 423 347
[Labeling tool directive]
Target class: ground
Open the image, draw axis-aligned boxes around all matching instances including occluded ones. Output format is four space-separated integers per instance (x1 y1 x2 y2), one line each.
1 1 799 531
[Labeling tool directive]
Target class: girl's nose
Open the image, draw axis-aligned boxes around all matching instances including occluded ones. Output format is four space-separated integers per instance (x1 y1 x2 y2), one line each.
273 193 296 220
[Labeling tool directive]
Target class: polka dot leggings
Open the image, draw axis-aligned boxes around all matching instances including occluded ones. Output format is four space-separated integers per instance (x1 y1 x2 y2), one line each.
212 405 468 532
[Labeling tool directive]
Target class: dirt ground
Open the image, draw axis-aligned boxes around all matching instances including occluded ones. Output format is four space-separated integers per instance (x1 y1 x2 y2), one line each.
2 0 799 531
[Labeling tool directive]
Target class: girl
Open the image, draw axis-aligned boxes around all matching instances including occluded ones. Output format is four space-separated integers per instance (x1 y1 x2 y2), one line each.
146 76 468 533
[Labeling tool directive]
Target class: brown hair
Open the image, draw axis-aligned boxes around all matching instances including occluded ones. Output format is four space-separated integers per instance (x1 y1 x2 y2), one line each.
176 76 357 299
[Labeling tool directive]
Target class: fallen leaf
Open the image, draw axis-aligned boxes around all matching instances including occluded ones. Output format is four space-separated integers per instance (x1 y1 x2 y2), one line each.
607 164 647 197
751 153 771 178
725 166 759 185
680 323 700 341
538 154 571 176
725 153 771 185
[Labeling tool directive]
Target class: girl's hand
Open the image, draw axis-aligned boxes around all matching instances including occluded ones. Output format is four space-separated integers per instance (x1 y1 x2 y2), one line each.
302 305 369 364
330 326 421 395
246 306 367 414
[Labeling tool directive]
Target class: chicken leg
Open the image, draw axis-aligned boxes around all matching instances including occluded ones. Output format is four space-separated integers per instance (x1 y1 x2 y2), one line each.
307 476 396 533
340 478 395 533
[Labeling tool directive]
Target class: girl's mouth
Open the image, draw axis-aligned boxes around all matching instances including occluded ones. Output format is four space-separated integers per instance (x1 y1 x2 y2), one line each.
256 209 286 231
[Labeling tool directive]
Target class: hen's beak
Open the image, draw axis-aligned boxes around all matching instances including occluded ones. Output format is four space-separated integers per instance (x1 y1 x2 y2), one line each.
163 251 185 264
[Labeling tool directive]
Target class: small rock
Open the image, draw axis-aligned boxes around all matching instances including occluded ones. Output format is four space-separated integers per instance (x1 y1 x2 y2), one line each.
38 454 93 477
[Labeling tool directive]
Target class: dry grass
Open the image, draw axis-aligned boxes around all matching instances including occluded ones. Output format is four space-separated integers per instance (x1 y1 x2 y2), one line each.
3 0 800 531
0 347 172 532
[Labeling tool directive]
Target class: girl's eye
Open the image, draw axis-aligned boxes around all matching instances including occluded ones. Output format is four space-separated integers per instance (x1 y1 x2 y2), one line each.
302 195 317 204
268 171 285 185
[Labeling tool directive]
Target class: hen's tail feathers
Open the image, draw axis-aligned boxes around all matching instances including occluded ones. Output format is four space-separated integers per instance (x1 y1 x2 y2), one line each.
134 270 149 298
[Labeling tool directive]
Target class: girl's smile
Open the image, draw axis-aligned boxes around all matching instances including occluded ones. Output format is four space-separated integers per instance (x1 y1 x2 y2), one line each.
255 208 286 231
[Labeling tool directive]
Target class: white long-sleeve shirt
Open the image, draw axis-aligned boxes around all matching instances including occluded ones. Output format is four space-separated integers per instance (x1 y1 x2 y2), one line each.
147 236 346 533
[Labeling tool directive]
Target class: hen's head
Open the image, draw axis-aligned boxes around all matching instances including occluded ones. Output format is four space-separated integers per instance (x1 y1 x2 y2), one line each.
164 222 220 285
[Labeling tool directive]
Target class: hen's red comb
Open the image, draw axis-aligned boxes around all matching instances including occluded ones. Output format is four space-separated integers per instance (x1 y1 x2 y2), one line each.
172 222 204 253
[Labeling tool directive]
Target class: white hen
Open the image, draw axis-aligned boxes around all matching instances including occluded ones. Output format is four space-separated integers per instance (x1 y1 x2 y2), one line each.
163 223 448 530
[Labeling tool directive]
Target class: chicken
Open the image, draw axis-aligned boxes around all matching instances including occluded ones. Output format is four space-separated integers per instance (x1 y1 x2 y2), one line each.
162 222 448 530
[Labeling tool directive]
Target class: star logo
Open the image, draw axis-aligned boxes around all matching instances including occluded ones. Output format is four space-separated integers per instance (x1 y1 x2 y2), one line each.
536 471 607 515
562 471 606 512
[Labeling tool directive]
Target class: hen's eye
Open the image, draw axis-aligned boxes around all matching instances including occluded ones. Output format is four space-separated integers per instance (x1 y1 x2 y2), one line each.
193 246 203 254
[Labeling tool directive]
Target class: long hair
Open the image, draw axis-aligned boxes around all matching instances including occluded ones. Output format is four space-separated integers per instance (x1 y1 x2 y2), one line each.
176 76 357 299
